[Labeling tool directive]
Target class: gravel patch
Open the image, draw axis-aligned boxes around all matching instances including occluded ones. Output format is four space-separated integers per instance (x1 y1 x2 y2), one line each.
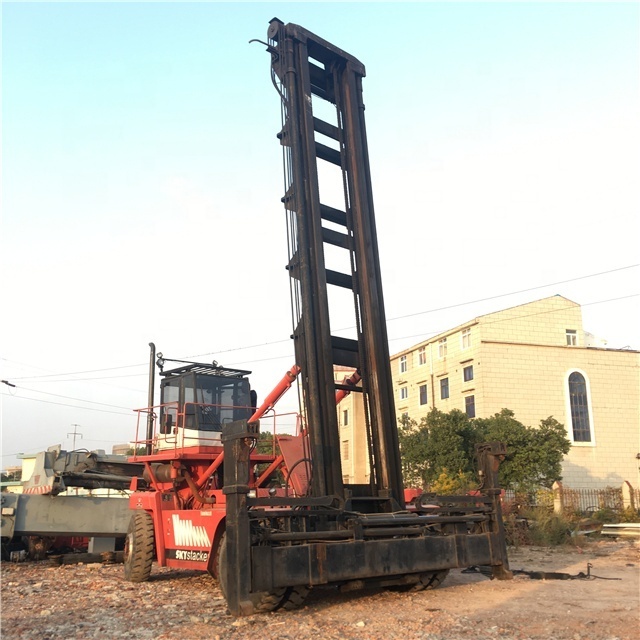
1 540 637 639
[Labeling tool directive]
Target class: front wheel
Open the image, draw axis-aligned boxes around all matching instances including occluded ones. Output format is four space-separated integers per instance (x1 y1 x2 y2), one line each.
217 534 289 613
123 511 155 583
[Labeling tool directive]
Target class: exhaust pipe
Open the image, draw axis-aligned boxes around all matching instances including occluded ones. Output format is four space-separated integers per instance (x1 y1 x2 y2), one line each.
146 342 156 455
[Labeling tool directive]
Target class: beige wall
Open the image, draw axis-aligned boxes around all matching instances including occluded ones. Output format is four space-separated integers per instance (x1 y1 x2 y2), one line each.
387 296 640 490
480 342 640 488
391 320 482 419
334 368 369 484
479 296 583 346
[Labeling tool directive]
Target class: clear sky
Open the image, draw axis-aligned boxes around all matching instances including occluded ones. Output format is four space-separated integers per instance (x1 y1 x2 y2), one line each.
2 2 639 470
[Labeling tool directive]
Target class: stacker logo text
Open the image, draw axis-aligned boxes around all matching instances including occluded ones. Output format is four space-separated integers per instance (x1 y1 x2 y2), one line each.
174 549 209 562
171 514 212 548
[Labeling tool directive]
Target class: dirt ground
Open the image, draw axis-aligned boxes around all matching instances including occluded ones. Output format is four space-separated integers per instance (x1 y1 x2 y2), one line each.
1 539 637 640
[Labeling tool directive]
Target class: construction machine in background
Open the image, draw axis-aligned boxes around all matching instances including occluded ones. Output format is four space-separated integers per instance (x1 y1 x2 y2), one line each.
1 447 141 559
122 18 512 615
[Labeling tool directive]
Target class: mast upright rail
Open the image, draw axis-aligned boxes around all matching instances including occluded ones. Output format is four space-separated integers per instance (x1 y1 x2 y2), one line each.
221 19 512 616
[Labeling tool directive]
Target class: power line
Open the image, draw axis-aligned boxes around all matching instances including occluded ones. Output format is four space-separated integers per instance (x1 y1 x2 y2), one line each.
4 293 636 385
3 295 633 427
13 373 148 384
5 293 637 382
169 264 640 358
9 362 147 381
385 264 639 324
186 339 291 360
1 445 63 458
225 353 296 368
2 296 634 458
388 293 640 345
1 438 134 459
0 394 133 416
7 385 135 411
5 265 638 381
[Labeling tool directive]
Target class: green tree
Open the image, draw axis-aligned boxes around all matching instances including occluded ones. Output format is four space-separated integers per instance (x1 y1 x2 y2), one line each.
528 416 571 487
397 414 430 488
126 446 148 456
398 409 480 489
256 430 279 456
422 408 480 484
398 408 571 491
474 410 570 489
254 431 285 486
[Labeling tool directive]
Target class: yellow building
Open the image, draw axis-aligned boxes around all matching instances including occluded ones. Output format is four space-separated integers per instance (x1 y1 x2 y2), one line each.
337 296 640 489
333 367 369 485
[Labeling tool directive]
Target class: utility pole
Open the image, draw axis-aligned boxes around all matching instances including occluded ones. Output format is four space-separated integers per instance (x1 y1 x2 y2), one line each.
67 424 83 450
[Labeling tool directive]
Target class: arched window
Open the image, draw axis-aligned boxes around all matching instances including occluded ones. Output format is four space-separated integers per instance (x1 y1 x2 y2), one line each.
568 371 592 442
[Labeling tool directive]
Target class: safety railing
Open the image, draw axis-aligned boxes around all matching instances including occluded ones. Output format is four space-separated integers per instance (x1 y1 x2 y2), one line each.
130 403 302 459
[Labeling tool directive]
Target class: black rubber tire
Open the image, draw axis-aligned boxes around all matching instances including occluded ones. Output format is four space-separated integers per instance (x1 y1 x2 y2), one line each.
426 569 449 589
390 569 450 593
217 535 287 613
26 536 52 561
280 585 310 611
208 530 224 580
411 569 450 592
123 511 155 583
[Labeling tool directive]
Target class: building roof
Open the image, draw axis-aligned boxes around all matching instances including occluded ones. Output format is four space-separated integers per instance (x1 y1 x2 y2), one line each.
391 295 581 359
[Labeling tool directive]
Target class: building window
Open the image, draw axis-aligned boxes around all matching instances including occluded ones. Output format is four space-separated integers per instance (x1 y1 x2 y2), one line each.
343 409 349 426
399 355 407 373
566 329 577 346
463 365 474 382
342 440 350 461
568 371 592 442
440 378 449 400
399 386 408 401
465 395 476 418
438 338 447 358
418 346 427 366
419 384 428 405
461 328 471 349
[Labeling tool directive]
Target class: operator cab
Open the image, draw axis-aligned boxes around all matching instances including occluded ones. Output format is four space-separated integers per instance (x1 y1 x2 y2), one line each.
155 361 255 451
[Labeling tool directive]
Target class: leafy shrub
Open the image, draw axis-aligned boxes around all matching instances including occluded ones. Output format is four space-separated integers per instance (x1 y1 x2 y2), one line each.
619 506 640 523
503 513 531 548
504 507 583 547
398 408 570 491
428 469 474 495
526 509 573 546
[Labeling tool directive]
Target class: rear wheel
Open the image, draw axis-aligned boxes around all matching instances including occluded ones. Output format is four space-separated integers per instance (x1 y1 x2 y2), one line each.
26 536 53 561
411 569 450 592
280 585 310 610
217 535 289 613
123 511 155 583
390 569 450 593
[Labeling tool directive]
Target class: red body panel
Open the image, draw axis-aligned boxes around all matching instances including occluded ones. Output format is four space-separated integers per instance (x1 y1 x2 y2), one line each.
126 366 309 574
162 508 225 569
129 488 227 569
